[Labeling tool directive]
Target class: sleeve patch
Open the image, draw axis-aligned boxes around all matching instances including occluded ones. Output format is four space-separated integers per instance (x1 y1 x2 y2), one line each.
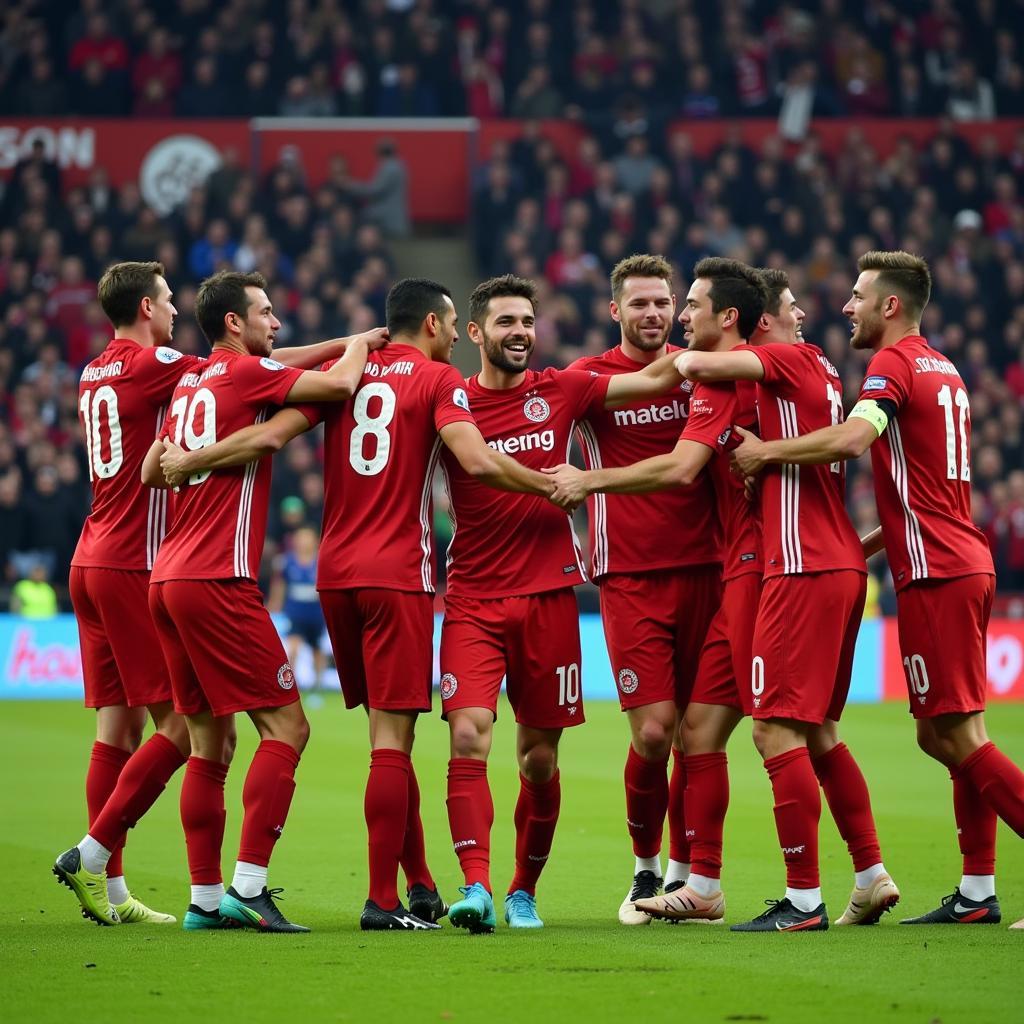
453 387 470 411
848 399 890 437
862 375 888 391
155 346 183 364
259 357 286 371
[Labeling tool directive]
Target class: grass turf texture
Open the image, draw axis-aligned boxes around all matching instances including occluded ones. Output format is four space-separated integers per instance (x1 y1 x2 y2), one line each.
3 699 1022 1024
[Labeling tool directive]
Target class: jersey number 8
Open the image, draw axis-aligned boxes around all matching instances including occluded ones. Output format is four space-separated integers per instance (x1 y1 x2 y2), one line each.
349 382 396 476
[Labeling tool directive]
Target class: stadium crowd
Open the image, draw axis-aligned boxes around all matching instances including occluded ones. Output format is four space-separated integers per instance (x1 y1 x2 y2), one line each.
2 0 1024 611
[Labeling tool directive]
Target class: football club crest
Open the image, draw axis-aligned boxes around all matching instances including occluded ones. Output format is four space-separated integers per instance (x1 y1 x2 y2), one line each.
523 395 550 423
277 663 296 690
617 668 639 695
440 673 458 700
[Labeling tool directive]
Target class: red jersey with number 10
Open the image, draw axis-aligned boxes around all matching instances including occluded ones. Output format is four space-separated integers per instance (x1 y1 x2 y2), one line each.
750 342 865 578
150 350 307 583
306 344 476 593
73 338 203 571
442 367 610 599
570 346 721 578
857 336 993 591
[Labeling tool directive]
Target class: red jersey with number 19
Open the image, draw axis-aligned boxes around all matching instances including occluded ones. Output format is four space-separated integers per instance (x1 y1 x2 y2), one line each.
72 339 203 571
857 336 993 591
441 367 610 598
750 342 865 578
306 344 475 593
570 346 721 578
150 350 307 583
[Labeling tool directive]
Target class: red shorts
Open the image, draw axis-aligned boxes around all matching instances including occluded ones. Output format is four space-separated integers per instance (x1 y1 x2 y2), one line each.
691 572 762 715
439 589 583 728
599 565 723 711
70 566 171 709
148 579 298 718
750 571 866 725
896 574 994 719
320 588 433 712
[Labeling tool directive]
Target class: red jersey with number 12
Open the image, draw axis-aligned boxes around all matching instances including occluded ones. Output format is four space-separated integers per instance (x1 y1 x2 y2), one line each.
150 350 307 583
442 367 610 598
857 336 993 590
750 342 865 578
307 344 476 593
73 338 203 571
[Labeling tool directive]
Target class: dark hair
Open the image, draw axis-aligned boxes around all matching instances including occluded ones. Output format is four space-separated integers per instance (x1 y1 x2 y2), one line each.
857 250 932 320
468 274 537 326
385 277 452 337
693 257 768 340
97 261 164 328
610 253 673 303
758 267 791 317
194 270 268 343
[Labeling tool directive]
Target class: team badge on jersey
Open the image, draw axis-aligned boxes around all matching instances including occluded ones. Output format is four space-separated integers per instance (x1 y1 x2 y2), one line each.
863 375 888 391
440 673 458 700
155 346 183 363
717 427 733 446
453 387 470 411
277 663 296 690
260 357 286 371
523 395 550 423
617 668 639 695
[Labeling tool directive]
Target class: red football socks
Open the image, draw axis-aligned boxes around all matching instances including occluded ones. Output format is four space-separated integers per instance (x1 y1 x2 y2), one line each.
765 746 821 889
683 752 729 877
446 757 493 890
237 740 300 867
89 733 186 853
399 763 434 891
668 747 690 864
180 756 229 885
86 741 130 876
959 741 1024 839
811 742 882 871
365 748 411 908
624 745 669 858
509 771 561 896
950 765 997 875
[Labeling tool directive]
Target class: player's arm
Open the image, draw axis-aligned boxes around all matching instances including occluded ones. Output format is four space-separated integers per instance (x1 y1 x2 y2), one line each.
281 334 376 403
674 349 766 383
439 421 554 496
603 351 684 408
543 438 712 506
267 571 286 613
861 526 885 560
142 440 170 488
730 406 883 477
272 327 388 370
159 408 314 488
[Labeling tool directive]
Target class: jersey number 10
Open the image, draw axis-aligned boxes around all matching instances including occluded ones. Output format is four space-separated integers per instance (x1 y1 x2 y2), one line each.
79 386 123 480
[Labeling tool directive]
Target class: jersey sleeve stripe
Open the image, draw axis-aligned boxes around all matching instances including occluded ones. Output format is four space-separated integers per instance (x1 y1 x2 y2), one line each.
777 398 803 574
564 426 589 582
887 420 929 581
575 422 608 577
418 437 443 591
233 409 267 579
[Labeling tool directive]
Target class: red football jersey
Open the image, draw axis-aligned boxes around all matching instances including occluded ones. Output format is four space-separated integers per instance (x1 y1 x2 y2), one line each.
72 338 203 571
570 346 721 578
150 350 307 583
442 367 610 598
307 344 475 593
750 342 866 577
857 336 994 590
681 377 763 581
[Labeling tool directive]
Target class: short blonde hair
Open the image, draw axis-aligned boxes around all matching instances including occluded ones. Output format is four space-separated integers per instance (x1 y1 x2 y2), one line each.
857 250 932 319
610 253 673 303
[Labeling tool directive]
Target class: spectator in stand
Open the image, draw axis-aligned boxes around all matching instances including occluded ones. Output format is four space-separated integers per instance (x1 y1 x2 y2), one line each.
10 558 58 619
341 139 410 238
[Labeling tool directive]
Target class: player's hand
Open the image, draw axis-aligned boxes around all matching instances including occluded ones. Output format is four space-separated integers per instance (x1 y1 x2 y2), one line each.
542 464 588 510
358 327 389 351
159 439 191 488
730 425 767 477
743 474 759 503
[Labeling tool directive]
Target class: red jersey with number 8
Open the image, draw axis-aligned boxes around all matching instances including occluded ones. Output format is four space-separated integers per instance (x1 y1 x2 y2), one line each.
150 350 306 583
72 338 203 571
856 335 993 591
305 344 476 593
750 342 865 578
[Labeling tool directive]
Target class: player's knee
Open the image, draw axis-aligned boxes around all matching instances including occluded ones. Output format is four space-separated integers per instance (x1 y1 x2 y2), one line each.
750 720 772 758
633 719 673 760
221 725 238 765
289 714 311 754
450 718 488 759
519 743 558 782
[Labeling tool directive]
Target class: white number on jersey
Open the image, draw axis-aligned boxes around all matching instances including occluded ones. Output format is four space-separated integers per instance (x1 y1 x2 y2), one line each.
826 382 843 474
80 386 123 480
349 382 396 476
937 384 970 482
169 387 217 485
903 653 930 702
556 663 580 706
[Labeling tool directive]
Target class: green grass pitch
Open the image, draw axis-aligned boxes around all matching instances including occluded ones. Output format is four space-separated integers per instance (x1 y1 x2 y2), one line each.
3 698 1022 1024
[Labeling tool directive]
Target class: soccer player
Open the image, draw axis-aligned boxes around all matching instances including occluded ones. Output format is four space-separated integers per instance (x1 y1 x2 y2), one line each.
440 274 690 932
561 254 723 923
158 278 555 931
141 270 382 933
607 262 894 932
731 250 1024 926
54 262 359 927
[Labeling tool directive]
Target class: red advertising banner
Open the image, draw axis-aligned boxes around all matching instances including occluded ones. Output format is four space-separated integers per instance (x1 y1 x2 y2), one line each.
882 617 1024 703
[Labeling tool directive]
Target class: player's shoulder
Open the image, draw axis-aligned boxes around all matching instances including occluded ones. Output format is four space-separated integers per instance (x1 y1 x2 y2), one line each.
569 347 628 375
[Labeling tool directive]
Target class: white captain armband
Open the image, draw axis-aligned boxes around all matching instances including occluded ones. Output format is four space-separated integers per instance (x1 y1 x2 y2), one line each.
848 399 890 437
